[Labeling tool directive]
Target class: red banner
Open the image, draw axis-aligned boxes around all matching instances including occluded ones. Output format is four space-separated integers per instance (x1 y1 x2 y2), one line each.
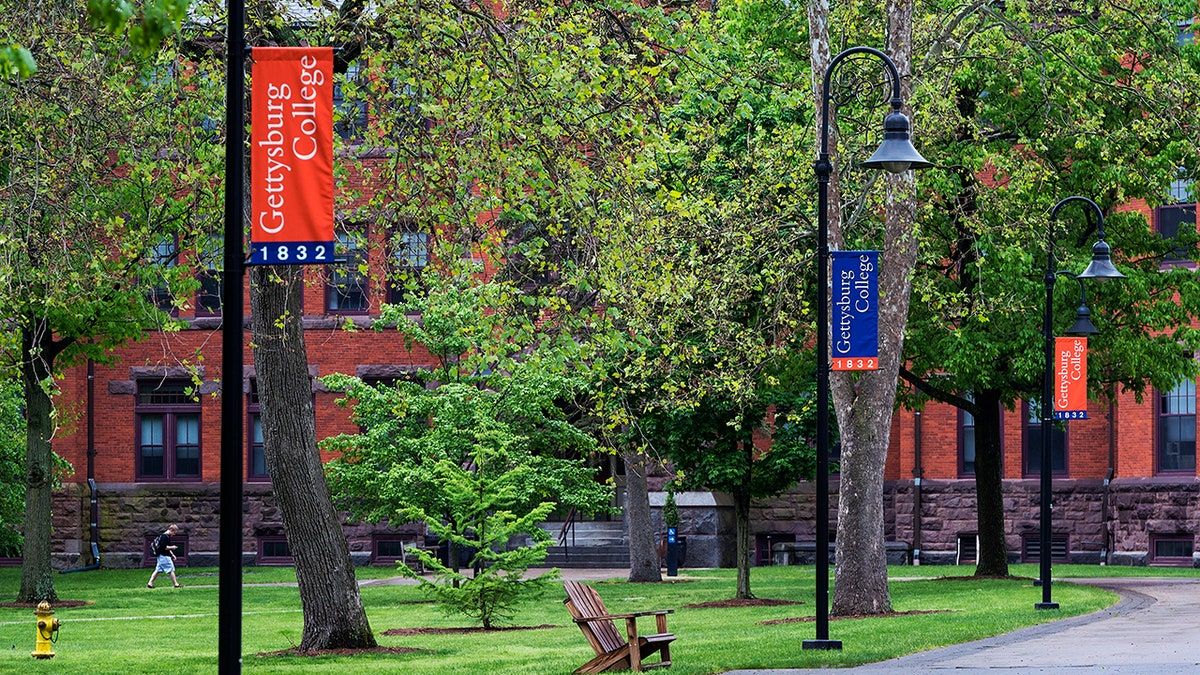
249 47 335 265
1054 337 1088 420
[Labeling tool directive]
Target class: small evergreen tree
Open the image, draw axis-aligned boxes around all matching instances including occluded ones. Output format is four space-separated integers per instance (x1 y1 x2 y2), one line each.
661 490 680 530
323 277 612 628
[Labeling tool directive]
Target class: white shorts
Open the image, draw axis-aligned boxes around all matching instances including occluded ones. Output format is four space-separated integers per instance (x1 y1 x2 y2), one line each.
155 555 176 573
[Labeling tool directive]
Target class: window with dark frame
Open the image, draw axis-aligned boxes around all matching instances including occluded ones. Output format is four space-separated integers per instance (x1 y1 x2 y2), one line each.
1150 536 1195 567
1157 378 1197 475
196 235 222 316
333 60 368 141
1178 19 1197 45
327 229 369 313
148 238 178 314
390 78 429 141
1021 533 1069 563
387 222 429 305
258 536 294 565
1156 172 1196 263
1023 398 1067 477
501 217 563 290
958 400 976 476
136 380 201 482
248 380 269 482
373 535 408 565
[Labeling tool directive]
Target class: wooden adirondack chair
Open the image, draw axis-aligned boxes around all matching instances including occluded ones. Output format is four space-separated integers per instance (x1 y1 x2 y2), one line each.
562 580 675 673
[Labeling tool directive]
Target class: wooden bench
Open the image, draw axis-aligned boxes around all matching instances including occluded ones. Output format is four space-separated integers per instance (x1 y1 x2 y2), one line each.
563 580 675 673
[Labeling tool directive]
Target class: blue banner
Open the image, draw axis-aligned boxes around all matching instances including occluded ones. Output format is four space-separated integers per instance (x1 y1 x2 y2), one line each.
831 250 879 371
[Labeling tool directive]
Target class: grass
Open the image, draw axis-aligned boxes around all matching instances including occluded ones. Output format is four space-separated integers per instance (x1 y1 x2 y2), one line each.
0 563 1193 674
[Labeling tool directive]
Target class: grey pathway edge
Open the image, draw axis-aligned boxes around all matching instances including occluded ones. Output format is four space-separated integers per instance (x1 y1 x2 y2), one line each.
722 577 1200 675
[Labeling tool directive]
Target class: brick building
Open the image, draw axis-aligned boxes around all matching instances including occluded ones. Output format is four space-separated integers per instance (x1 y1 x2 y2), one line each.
39 224 1198 572
25 19 1200 572
752 191 1199 570
23 162 1198 571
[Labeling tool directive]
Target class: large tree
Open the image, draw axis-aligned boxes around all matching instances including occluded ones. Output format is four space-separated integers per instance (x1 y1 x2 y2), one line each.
249 266 377 650
323 0 689 583
799 0 927 616
588 3 833 599
231 0 382 651
1 1 218 602
899 0 1200 577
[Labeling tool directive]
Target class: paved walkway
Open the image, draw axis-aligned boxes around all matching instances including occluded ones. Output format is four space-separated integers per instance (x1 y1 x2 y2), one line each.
357 569 1200 673
723 577 1200 675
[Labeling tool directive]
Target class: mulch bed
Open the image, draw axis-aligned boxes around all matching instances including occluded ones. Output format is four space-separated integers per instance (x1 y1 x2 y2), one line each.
937 575 1033 581
597 578 698 585
256 646 424 658
0 600 91 609
685 598 803 609
382 624 560 636
758 609 951 625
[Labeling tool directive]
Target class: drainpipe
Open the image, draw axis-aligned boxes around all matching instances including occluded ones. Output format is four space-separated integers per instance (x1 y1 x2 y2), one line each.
1101 387 1117 565
912 410 923 566
62 360 100 573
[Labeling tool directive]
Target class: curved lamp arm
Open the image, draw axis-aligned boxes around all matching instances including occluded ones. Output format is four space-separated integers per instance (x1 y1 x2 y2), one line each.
816 47 932 177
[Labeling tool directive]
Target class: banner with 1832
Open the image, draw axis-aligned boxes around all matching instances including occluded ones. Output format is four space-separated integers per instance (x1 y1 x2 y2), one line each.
249 47 335 265
831 250 879 371
1054 336 1089 419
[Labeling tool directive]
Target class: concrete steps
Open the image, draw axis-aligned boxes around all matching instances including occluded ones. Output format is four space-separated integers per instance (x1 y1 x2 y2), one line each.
542 545 630 568
539 520 629 568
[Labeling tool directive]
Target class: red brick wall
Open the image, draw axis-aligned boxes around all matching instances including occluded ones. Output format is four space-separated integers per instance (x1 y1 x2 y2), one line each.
888 393 1171 483
53 313 438 486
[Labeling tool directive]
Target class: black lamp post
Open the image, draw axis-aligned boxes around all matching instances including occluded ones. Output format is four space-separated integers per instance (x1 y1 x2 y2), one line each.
1035 196 1124 610
802 46 931 651
221 0 247 670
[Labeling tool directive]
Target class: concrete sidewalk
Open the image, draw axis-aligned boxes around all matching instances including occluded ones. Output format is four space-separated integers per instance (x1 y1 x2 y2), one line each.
723 577 1200 675
354 566 634 587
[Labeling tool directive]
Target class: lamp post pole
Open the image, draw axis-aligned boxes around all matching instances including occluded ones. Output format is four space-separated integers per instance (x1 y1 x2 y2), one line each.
1037 196 1125 610
221 0 246 670
802 46 931 651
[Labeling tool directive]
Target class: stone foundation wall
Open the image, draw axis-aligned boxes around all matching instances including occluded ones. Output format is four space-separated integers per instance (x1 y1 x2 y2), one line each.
752 477 1200 567
49 482 419 569
46 477 1199 569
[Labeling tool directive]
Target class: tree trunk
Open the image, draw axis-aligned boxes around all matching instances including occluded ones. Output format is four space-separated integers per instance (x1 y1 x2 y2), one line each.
249 265 376 650
624 451 662 583
829 405 891 615
973 389 1009 576
828 0 919 617
734 488 753 600
17 326 57 603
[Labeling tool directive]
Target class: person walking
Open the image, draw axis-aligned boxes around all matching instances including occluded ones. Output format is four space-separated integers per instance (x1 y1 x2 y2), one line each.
147 524 182 588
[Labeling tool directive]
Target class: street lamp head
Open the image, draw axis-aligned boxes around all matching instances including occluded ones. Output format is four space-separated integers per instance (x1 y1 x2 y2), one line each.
1077 239 1126 281
861 111 934 174
1066 302 1101 336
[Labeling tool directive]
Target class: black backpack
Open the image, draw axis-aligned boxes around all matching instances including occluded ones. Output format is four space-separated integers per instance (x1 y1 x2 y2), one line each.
151 534 165 556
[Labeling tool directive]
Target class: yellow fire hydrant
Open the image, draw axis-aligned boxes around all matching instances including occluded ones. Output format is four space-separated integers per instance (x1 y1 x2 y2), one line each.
32 601 60 659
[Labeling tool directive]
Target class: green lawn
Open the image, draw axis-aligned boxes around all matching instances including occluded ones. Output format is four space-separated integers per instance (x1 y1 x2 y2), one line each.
1 563 1192 674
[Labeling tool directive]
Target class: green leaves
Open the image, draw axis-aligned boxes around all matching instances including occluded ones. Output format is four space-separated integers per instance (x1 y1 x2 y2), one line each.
0 45 36 78
902 0 1200 410
86 0 186 55
324 279 611 627
0 378 27 557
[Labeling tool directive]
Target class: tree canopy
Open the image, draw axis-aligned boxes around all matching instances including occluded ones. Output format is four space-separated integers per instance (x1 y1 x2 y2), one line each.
1 2 220 602
900 0 1200 576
